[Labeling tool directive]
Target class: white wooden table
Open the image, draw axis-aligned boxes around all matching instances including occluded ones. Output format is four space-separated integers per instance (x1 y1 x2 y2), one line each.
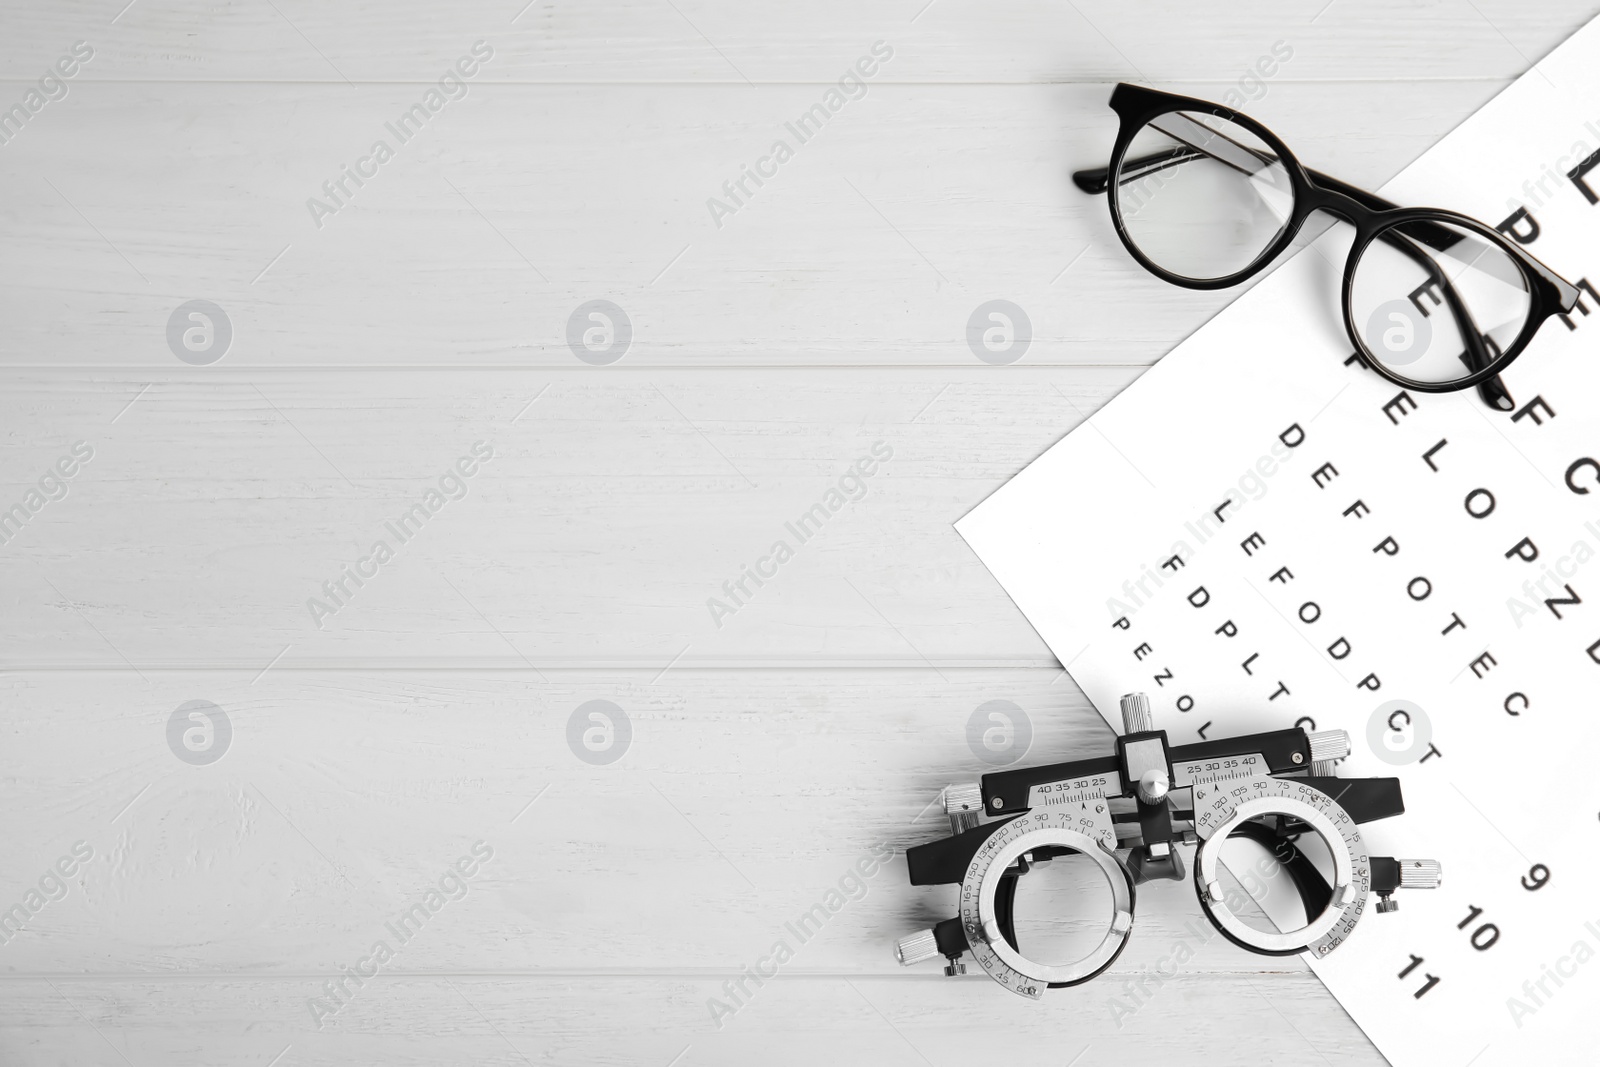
3 2 1594 1063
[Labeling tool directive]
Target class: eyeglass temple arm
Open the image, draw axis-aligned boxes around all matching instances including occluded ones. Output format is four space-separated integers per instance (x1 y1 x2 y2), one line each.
1074 152 1513 410
1380 228 1513 411
1072 152 1180 194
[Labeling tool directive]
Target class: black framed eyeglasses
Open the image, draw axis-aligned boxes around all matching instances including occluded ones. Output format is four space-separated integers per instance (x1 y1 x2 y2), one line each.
1074 83 1580 411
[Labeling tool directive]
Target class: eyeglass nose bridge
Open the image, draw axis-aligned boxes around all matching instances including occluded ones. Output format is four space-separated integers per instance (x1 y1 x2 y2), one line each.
1293 178 1491 277
1296 183 1368 230
1295 173 1440 242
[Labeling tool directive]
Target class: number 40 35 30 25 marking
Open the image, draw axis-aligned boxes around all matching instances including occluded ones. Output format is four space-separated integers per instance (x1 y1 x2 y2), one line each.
1398 864 1549 999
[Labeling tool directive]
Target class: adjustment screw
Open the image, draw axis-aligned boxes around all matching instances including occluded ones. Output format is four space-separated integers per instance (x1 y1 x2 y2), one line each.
1398 859 1444 890
1120 692 1155 734
894 929 941 967
1376 896 1399 914
943 959 966 977
943 782 982 814
943 782 983 834
1305 728 1353 763
990 796 1004 810
1137 769 1170 805
1291 752 1304 764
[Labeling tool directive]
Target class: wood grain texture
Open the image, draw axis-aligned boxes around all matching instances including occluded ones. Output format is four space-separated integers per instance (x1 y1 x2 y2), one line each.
0 973 1378 1067
0 668 1266 970
2 368 1136 669
1 668 1375 1062
0 81 1510 368
0 0 1594 84
5 0 1596 1063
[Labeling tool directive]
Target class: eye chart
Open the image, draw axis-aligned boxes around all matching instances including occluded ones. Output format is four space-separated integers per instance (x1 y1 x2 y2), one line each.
959 16 1600 1067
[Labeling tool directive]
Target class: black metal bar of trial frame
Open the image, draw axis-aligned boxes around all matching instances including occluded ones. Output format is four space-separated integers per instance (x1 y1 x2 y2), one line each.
980 754 1122 815
905 817 1014 886
1167 727 1310 772
1300 776 1405 823
911 778 1399 895
1184 777 1401 825
983 729 1313 816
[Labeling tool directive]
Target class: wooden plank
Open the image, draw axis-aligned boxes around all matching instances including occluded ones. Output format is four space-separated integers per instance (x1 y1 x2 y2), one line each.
0 972 1383 1066
0 81 1513 370
1 367 1147 668
0 0 1592 85
0 666 1363 979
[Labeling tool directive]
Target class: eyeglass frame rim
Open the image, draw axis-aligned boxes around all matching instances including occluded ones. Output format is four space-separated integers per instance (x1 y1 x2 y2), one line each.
1099 82 1578 394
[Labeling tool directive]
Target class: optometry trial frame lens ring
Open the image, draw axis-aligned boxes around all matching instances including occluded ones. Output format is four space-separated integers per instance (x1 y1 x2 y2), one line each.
960 807 1134 995
1076 82 1580 405
1192 776 1369 957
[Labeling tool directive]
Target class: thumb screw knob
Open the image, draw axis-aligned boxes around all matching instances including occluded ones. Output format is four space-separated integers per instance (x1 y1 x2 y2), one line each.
1137 769 1170 805
1306 729 1352 763
1398 859 1443 890
894 929 940 967
1120 692 1155 735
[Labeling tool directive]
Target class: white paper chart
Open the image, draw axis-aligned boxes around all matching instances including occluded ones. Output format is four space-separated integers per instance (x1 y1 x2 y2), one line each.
958 16 1600 1067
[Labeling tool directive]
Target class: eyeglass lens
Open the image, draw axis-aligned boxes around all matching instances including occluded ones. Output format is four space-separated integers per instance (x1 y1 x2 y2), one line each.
1349 220 1532 386
1115 110 1296 282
